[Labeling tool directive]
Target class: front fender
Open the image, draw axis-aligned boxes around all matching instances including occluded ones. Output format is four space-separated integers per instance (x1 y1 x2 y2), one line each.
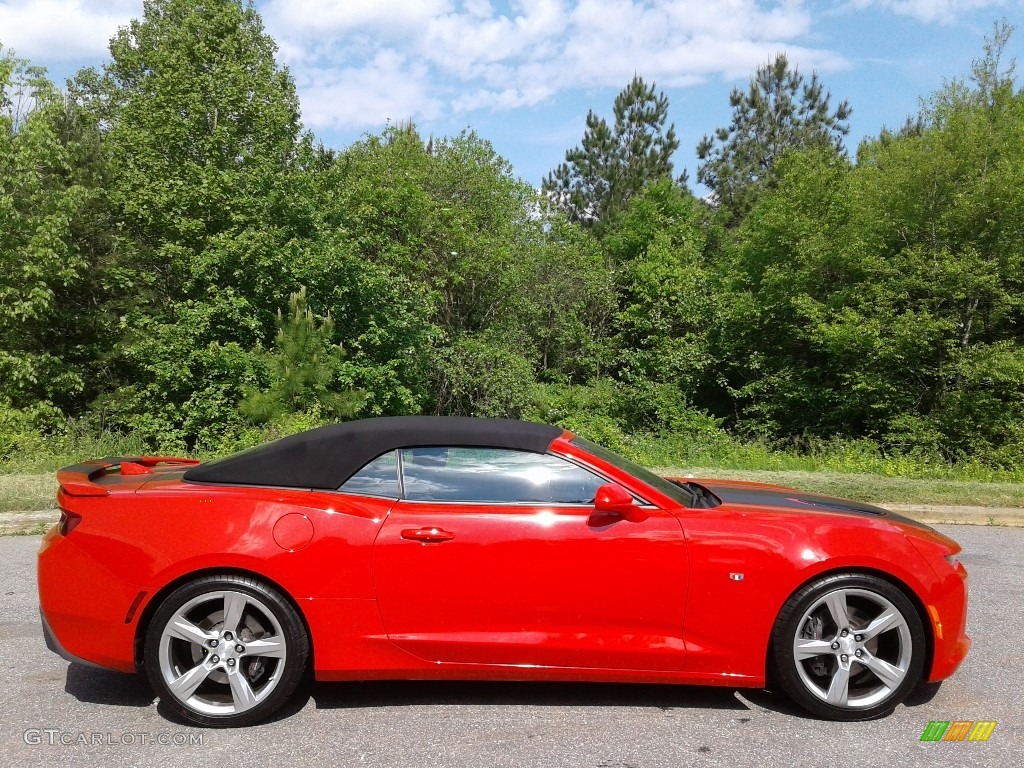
675 508 935 682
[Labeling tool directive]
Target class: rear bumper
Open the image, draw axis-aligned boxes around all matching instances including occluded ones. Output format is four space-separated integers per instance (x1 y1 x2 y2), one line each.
37 527 142 673
40 608 108 670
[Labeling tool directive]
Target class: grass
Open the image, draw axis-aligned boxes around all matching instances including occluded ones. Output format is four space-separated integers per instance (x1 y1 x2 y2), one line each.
0 474 57 513
653 467 1024 508
8 522 52 536
624 433 1024 483
0 430 153 475
2 426 1022 516
4 463 1023 516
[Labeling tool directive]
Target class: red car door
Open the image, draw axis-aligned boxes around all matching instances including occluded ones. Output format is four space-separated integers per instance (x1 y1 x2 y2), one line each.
370 447 688 672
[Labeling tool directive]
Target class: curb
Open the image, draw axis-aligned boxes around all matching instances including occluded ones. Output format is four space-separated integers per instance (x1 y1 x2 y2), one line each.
887 503 1024 528
0 510 58 536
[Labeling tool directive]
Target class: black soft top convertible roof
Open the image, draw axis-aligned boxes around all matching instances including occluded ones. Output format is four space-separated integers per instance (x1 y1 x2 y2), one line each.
183 416 564 490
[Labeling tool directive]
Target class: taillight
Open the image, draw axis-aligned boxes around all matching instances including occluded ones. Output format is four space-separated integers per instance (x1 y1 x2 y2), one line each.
57 510 82 536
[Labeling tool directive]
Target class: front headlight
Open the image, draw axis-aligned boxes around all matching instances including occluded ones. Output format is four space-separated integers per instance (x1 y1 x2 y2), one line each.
944 552 961 566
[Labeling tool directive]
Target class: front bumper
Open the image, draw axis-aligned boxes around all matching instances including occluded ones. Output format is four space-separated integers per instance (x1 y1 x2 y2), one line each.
926 561 971 681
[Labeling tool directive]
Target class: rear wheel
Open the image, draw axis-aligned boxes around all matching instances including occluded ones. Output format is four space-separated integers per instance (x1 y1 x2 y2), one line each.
143 575 308 727
771 573 925 720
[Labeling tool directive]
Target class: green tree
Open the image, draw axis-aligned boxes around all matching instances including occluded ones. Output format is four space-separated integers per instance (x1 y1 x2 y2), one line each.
0 49 99 412
307 126 514 416
433 336 535 418
604 180 713 385
844 21 1024 461
543 76 682 233
91 0 306 312
602 178 718 432
510 216 615 381
711 148 860 438
75 0 314 444
711 23 1024 465
313 125 615 415
241 288 363 425
697 53 851 221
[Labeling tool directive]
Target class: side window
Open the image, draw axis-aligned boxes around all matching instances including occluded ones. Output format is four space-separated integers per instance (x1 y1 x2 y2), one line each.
400 447 605 504
339 450 400 498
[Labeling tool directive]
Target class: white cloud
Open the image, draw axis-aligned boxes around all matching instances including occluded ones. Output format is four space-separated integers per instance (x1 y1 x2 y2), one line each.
0 0 136 61
0 0 854 133
847 0 1011 25
295 49 444 130
263 0 850 130
263 0 453 37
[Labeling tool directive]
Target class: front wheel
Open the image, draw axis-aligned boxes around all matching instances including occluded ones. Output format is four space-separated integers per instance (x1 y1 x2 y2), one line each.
771 573 926 720
143 575 309 727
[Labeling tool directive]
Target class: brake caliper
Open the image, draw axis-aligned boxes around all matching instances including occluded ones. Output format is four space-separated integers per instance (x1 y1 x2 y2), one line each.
802 615 828 678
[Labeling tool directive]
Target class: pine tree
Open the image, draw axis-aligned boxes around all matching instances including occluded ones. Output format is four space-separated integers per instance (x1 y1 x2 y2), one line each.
240 288 363 424
697 54 851 220
543 76 682 233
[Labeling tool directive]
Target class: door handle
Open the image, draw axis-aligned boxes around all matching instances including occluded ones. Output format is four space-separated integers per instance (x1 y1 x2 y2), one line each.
401 527 456 543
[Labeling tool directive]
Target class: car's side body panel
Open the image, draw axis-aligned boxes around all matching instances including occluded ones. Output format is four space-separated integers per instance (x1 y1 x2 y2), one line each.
37 432 970 696
372 500 688 671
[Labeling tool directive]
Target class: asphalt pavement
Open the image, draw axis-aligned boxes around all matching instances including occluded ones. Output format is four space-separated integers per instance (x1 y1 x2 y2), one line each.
0 526 1020 768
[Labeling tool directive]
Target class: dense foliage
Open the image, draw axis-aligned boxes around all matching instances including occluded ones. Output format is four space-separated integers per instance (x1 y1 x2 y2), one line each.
2 2 1022 470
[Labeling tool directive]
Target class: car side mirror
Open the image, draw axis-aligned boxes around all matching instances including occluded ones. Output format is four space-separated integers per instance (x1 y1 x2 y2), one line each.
594 483 645 522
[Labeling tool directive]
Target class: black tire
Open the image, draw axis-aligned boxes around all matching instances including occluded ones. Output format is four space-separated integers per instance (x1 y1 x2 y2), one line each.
143 574 309 727
770 572 926 721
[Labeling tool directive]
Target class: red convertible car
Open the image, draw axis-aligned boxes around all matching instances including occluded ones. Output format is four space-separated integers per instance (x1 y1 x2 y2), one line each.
38 417 969 726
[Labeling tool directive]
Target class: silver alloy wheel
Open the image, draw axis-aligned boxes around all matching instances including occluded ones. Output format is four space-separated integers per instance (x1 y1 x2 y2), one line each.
791 587 913 709
157 589 288 716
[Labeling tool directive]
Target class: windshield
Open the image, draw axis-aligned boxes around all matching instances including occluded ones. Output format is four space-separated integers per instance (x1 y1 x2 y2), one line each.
571 436 694 507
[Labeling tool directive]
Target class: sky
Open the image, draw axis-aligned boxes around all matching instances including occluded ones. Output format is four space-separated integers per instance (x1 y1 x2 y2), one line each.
2 0 1022 190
